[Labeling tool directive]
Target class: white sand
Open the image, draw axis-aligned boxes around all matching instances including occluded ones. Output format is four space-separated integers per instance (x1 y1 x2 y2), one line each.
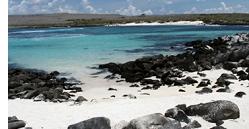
8 68 249 129
106 21 206 26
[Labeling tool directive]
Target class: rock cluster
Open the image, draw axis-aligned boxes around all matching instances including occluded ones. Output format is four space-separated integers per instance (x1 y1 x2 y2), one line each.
68 100 240 129
8 68 83 102
99 33 249 89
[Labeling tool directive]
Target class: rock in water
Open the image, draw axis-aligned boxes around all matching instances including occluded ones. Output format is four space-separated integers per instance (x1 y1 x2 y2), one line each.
124 113 182 129
67 117 111 129
186 100 240 123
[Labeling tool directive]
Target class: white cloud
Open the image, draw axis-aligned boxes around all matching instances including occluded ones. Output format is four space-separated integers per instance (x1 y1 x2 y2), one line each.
184 7 198 14
115 5 153 16
9 0 78 14
81 0 97 13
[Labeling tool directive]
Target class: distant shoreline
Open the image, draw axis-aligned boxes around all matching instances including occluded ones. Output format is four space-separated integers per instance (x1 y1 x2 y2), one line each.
8 13 249 28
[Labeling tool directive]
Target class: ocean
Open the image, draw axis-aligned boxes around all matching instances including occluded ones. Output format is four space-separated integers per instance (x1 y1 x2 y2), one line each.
8 25 249 78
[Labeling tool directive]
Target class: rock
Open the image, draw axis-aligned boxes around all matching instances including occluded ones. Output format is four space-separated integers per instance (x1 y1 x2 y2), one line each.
124 113 182 129
140 93 150 95
8 120 26 129
183 77 198 84
186 100 240 123
183 120 201 129
179 89 186 92
197 79 211 88
108 88 117 91
162 77 175 85
235 91 246 98
75 96 88 103
237 70 248 80
130 84 139 87
223 62 238 70
197 72 206 77
216 77 232 87
210 126 227 129
67 117 111 129
175 104 187 112
24 127 33 129
8 116 19 123
219 73 237 80
123 94 136 99
173 79 186 86
165 108 190 123
140 79 161 86
110 95 115 98
141 86 152 90
195 87 213 94
33 94 45 101
8 67 82 102
216 86 231 93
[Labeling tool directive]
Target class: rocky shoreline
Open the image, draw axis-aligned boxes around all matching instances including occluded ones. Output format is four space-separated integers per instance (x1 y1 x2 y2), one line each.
8 67 83 102
100 33 249 91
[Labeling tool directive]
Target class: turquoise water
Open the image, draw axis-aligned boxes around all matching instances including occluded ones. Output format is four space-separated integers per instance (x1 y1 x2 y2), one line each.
8 25 249 77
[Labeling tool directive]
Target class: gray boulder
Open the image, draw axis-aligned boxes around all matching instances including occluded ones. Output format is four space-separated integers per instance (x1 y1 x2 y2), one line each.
165 108 190 123
124 113 181 129
67 117 111 129
186 100 240 123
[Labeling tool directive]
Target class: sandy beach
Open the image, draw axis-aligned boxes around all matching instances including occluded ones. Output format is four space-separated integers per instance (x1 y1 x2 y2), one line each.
8 68 249 129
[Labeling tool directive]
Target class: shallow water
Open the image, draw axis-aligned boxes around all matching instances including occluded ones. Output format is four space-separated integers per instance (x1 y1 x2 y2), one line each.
8 25 249 78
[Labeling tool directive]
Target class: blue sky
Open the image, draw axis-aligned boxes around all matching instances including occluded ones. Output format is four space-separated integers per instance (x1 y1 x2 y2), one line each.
9 0 249 15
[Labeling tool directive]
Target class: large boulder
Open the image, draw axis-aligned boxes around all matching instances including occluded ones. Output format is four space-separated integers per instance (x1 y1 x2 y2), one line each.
124 113 182 129
67 117 111 129
186 100 240 123
165 108 190 123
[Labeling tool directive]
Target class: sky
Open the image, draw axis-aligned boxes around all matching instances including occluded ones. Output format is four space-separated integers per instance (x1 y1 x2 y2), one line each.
9 0 249 15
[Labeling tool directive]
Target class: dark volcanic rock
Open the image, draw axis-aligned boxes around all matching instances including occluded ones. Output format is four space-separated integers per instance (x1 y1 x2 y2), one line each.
124 113 182 129
129 84 140 87
195 87 213 94
67 117 111 129
183 77 198 84
197 79 211 88
179 89 186 92
108 88 117 91
8 116 26 129
186 100 240 123
210 126 227 129
8 68 82 102
98 33 249 87
219 73 237 80
235 91 246 98
223 62 238 70
216 86 231 93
